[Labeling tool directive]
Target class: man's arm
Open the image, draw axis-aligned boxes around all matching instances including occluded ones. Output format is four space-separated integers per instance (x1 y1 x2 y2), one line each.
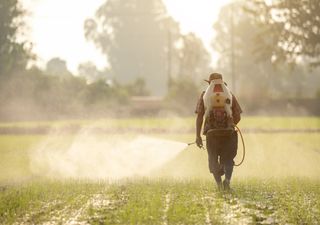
196 110 204 138
195 92 205 147
232 95 243 125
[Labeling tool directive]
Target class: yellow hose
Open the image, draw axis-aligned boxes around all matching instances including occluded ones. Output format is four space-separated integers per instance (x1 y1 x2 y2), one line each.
234 125 245 166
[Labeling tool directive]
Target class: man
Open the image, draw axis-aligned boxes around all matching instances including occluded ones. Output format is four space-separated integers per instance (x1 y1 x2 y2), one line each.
195 73 242 190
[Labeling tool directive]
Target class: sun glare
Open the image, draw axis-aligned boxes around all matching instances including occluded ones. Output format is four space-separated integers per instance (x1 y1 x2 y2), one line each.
164 0 231 64
22 0 231 73
164 0 230 36
23 0 106 72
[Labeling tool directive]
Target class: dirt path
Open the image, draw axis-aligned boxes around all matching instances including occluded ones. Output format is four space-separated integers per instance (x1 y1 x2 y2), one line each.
162 193 171 225
201 191 278 225
221 193 278 224
12 191 116 225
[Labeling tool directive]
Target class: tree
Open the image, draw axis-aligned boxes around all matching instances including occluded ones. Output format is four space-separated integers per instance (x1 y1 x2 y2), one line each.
84 0 180 95
125 77 150 96
177 33 211 81
213 2 320 101
246 0 320 67
46 57 71 77
165 79 200 113
0 0 31 77
78 61 111 84
212 2 278 99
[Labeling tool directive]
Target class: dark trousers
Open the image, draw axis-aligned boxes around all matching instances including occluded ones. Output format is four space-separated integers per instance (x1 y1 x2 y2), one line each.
206 131 238 183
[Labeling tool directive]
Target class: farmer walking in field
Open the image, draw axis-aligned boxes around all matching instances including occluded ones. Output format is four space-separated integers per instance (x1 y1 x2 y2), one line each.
195 73 242 190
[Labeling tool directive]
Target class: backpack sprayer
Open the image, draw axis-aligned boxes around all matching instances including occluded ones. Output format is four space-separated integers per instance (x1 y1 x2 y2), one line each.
188 125 245 167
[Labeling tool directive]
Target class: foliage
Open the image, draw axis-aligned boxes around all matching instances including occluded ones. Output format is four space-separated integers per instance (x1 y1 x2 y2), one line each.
213 2 320 99
0 0 31 77
213 2 277 97
125 77 150 96
46 57 71 77
84 0 179 95
78 61 111 83
85 0 211 95
245 0 320 67
0 68 130 120
177 33 211 81
165 79 200 113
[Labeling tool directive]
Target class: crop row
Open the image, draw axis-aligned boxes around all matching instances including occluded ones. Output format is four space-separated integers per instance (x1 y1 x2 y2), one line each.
0 179 320 224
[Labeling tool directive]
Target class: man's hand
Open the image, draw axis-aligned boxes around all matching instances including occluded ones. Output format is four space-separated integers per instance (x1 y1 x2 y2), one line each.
196 136 203 148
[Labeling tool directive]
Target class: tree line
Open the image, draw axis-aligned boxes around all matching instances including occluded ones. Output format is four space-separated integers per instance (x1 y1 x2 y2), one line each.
0 0 319 120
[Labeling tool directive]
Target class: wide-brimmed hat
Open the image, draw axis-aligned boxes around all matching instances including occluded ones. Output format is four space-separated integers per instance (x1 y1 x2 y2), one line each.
204 73 223 83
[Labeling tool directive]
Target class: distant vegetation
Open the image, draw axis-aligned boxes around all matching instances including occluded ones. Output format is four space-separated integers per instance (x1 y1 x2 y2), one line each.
0 0 319 120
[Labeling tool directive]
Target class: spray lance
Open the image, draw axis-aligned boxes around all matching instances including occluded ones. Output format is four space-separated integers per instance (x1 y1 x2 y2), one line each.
188 125 246 167
187 140 206 149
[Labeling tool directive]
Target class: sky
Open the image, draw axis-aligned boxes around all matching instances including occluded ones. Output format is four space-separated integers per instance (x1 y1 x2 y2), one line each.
21 0 231 74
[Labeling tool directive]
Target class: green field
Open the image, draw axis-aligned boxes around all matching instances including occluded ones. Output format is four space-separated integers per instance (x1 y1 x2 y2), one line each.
1 116 319 130
1 179 320 224
0 117 320 224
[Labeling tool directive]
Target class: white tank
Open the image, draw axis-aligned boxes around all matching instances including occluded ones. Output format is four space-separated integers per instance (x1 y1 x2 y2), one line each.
203 79 233 119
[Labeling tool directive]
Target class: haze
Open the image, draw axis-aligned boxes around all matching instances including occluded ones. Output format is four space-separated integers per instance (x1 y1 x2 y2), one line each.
21 0 230 73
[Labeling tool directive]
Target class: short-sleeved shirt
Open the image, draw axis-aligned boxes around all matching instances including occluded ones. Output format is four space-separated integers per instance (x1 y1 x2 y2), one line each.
195 91 242 134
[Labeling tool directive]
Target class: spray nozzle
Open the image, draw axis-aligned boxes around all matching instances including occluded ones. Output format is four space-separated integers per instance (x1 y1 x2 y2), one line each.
187 139 206 149
187 142 196 146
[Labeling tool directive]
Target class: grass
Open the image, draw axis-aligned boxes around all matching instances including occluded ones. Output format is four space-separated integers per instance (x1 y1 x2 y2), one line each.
0 179 319 224
240 116 320 130
0 116 319 224
233 179 320 224
0 116 319 130
0 135 44 182
3 132 319 182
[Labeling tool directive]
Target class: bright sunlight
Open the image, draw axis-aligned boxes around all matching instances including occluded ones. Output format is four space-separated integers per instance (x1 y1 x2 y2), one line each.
22 0 230 73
